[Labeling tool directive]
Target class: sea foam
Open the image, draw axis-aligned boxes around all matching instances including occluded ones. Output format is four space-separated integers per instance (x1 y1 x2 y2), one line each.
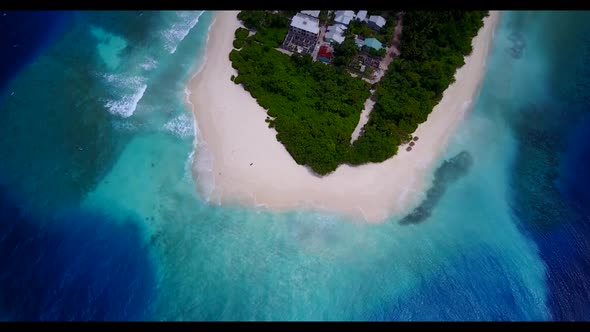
163 113 194 139
140 56 158 71
102 73 148 118
161 11 204 54
104 85 147 118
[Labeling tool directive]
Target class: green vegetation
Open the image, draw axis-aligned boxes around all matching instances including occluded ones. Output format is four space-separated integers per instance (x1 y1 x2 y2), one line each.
237 11 289 31
350 11 488 164
233 27 249 49
237 11 289 48
332 38 359 68
230 10 488 175
319 11 329 25
230 42 370 174
327 11 335 25
346 13 396 45
235 27 249 40
368 47 387 58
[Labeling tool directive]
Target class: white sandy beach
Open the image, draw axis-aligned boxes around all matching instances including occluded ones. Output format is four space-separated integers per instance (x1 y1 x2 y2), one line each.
188 10 501 223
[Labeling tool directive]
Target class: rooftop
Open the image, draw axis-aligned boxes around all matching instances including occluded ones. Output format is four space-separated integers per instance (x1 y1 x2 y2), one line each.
334 10 355 25
326 23 347 44
325 30 345 44
300 10 321 18
290 13 320 34
368 15 387 28
355 10 368 21
327 23 347 33
318 45 333 58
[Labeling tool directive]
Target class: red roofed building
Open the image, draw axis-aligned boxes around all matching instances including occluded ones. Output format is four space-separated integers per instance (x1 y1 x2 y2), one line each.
317 45 333 63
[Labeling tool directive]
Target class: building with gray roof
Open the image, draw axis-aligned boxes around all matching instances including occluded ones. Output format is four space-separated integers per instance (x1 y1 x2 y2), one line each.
282 13 320 55
368 15 386 30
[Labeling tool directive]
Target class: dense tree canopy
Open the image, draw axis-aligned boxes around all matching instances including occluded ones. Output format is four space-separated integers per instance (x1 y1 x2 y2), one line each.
350 11 488 164
237 11 290 48
230 10 488 175
332 38 359 68
233 27 249 49
230 42 370 174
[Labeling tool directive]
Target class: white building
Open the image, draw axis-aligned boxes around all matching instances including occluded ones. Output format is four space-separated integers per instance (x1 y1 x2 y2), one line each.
354 35 364 49
367 15 386 30
290 13 320 34
282 13 320 54
300 10 320 18
334 10 355 26
355 10 368 21
325 23 347 44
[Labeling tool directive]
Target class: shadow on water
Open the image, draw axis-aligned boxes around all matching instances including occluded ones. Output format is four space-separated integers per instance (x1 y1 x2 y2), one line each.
399 151 474 225
0 184 157 321
507 31 526 59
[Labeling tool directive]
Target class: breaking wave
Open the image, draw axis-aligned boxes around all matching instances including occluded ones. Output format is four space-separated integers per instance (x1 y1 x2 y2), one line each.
163 113 194 139
161 11 204 54
101 73 148 118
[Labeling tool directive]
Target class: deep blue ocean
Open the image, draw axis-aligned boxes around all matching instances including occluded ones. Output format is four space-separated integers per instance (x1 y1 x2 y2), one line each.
0 11 70 91
0 11 589 321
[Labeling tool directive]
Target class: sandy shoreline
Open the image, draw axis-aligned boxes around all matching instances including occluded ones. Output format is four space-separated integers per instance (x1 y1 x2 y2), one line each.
188 10 501 223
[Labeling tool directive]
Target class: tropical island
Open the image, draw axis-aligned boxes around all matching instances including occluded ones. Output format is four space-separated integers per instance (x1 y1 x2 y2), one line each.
188 11 499 222
229 10 488 175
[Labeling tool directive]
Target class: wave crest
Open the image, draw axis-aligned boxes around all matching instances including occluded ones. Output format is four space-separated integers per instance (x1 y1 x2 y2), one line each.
161 11 204 54
163 113 194 139
101 73 148 118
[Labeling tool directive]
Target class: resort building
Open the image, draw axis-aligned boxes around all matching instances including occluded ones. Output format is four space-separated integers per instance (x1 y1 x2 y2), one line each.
300 10 321 18
282 13 320 55
367 15 387 30
317 45 334 63
325 23 347 44
363 37 383 50
355 10 368 22
334 10 355 26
